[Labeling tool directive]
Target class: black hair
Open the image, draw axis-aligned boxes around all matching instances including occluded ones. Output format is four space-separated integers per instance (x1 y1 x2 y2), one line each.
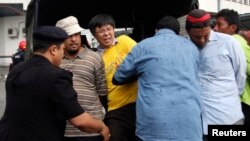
216 9 240 33
156 16 180 34
88 14 115 35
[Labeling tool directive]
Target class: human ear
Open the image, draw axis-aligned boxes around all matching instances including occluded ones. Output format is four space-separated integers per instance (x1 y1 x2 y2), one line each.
50 45 57 56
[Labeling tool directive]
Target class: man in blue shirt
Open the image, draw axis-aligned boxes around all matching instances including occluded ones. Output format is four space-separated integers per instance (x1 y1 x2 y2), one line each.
113 16 203 141
185 9 246 140
213 9 250 125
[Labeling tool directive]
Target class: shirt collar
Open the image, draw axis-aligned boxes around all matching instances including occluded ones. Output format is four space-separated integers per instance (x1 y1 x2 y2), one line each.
155 29 176 36
97 38 118 53
63 47 87 59
209 30 218 42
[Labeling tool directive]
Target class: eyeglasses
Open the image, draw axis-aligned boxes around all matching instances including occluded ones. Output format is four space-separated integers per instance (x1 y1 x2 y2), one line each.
95 26 114 35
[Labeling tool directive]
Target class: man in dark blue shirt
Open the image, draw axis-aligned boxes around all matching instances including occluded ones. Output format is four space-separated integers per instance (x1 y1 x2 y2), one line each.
9 40 26 70
0 26 110 141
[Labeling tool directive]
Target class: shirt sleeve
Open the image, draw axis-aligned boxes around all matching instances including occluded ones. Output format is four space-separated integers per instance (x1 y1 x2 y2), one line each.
230 38 247 95
243 45 250 77
95 53 108 96
52 70 85 120
114 44 140 83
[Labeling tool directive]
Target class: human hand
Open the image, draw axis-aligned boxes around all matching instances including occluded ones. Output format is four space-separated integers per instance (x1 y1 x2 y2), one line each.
100 124 110 141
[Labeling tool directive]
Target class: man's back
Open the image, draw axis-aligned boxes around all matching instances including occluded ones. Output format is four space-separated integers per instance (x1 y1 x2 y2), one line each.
114 29 202 141
139 29 202 140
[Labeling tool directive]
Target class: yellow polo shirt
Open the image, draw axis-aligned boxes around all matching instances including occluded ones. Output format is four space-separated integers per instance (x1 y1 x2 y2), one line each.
102 35 138 111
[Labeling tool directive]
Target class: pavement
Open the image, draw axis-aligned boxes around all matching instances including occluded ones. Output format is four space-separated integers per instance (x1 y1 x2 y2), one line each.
0 66 8 118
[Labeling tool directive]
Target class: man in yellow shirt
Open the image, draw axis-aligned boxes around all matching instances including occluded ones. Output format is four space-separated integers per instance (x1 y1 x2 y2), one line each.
89 14 137 141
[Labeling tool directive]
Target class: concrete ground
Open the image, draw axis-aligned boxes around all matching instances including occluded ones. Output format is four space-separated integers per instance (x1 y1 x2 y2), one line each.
0 66 8 118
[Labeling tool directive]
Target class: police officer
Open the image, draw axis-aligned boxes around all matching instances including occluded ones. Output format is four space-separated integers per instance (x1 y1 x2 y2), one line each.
9 40 26 70
0 26 110 141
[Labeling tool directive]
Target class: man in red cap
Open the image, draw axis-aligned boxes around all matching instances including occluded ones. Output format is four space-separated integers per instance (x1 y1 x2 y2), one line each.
185 9 246 141
9 40 27 70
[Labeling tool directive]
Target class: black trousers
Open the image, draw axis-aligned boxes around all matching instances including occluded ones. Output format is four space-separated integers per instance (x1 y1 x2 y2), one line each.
104 102 136 141
242 102 250 125
63 136 103 141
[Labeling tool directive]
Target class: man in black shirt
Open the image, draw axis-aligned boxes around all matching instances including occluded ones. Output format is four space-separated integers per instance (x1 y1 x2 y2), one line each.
0 26 110 141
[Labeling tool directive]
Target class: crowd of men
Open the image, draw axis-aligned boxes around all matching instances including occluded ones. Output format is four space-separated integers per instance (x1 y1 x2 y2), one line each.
0 8 249 141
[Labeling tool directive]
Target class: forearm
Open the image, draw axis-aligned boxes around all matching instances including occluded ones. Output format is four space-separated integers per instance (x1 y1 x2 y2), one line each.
69 112 105 133
112 75 138 85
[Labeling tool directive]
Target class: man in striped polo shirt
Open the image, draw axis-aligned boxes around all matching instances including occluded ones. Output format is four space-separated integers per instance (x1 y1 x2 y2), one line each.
56 16 108 141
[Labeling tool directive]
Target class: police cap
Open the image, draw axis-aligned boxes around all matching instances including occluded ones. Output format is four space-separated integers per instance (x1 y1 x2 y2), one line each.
33 26 68 44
